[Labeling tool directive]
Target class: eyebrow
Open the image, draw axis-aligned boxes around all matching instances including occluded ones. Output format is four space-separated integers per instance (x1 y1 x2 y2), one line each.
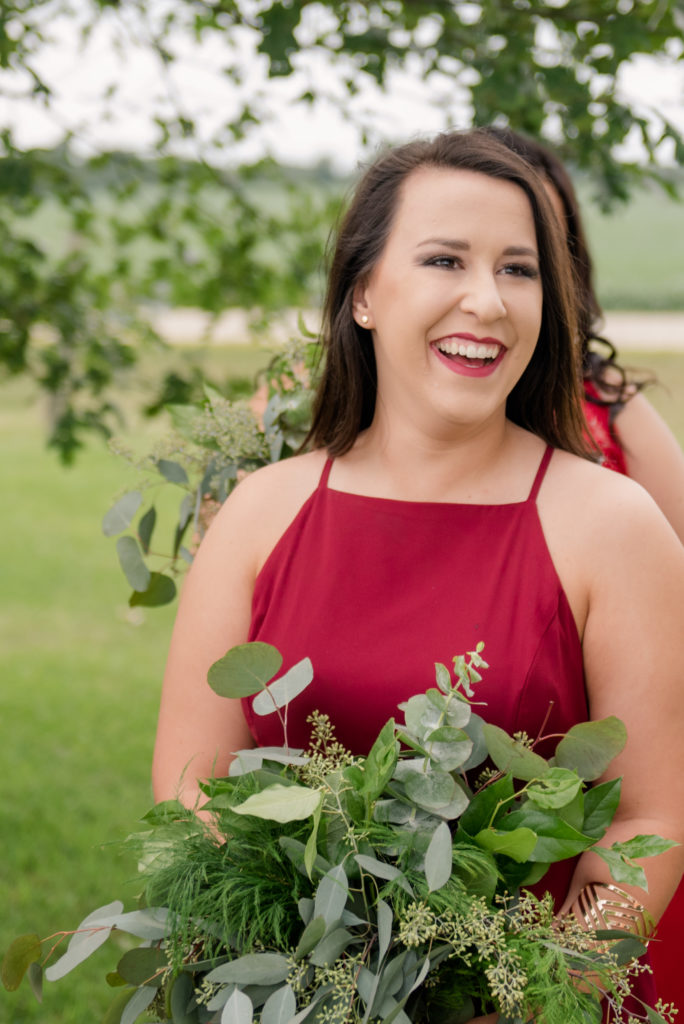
416 238 539 260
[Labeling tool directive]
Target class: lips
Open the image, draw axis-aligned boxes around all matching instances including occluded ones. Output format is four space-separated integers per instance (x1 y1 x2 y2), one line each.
431 335 506 378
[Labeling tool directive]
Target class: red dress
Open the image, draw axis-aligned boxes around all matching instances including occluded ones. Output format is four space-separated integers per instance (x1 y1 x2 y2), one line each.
583 388 681 1012
244 446 656 1013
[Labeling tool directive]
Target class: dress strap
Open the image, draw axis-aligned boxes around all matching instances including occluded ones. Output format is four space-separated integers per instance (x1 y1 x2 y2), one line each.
527 445 554 503
319 456 334 489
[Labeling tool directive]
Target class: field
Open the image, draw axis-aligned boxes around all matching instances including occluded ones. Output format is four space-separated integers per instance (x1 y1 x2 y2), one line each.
1 345 683 1023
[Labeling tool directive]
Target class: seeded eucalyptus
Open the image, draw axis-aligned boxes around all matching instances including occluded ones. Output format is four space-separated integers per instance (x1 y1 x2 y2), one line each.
2 644 678 1024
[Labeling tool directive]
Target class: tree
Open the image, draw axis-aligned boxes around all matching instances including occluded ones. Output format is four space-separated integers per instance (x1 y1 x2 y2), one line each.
1 0 682 458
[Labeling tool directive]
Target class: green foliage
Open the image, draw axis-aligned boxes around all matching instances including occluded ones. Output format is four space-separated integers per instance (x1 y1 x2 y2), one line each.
3 643 676 1023
1 0 683 454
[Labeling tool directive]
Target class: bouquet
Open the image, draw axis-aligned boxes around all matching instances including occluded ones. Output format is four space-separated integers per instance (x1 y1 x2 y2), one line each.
3 642 677 1024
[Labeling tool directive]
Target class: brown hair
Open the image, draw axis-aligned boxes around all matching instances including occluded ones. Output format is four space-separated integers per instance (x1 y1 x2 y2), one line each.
482 126 649 404
306 127 591 457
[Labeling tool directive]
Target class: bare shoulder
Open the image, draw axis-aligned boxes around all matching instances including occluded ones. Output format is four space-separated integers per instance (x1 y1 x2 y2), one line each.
201 448 329 572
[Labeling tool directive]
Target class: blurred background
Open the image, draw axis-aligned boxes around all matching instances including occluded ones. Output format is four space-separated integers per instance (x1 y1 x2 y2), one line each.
1 2 683 1020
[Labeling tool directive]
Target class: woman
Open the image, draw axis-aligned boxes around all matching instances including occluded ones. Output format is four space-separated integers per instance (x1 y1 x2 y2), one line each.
485 125 684 542
486 126 684 1009
153 130 684 1021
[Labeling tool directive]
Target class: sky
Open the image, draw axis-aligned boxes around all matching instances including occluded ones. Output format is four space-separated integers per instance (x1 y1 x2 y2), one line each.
1 2 683 170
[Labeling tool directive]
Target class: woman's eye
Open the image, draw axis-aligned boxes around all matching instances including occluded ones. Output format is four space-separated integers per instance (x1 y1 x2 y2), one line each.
501 262 539 279
425 255 458 269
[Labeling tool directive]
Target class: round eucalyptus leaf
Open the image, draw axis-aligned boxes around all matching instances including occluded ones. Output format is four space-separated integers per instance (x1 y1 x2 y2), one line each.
117 946 167 988
208 642 282 698
404 770 457 811
129 572 177 607
116 535 151 592
102 491 142 537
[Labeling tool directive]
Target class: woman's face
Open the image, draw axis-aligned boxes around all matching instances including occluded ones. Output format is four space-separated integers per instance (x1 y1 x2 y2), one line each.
353 165 544 438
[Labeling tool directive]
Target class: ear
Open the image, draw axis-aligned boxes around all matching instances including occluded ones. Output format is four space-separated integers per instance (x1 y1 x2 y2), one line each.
352 280 373 329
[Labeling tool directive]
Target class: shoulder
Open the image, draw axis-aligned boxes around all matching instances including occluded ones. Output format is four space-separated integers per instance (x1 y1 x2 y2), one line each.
201 448 330 573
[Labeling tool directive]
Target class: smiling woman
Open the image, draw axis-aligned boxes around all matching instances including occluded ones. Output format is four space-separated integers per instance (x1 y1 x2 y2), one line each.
152 128 684 1021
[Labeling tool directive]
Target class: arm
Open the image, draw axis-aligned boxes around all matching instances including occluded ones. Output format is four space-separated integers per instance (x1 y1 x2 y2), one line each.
561 481 684 923
614 392 684 545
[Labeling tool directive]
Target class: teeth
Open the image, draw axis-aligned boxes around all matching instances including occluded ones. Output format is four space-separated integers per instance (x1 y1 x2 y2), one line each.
436 340 500 359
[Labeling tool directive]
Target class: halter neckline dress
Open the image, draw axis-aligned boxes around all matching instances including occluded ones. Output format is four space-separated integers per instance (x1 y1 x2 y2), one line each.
243 444 656 1012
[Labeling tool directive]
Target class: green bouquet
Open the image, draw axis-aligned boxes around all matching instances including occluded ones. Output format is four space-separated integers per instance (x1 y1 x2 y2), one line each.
2 642 678 1024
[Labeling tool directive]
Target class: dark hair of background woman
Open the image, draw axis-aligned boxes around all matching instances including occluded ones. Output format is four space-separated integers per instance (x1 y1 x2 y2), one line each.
305 127 592 459
482 125 651 406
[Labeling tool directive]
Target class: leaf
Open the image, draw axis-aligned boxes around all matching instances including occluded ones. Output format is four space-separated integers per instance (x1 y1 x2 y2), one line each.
310 927 353 966
137 506 156 553
232 784 321 823
116 536 151 592
294 916 326 960
592 847 647 889
459 774 515 836
425 726 473 772
404 770 457 811
102 491 143 536
168 971 195 1023
473 826 538 863
129 572 176 607
1 934 42 991
377 899 393 961
611 834 678 860
502 806 594 862
251 658 314 715
44 900 125 981
121 985 158 1024
434 662 451 693
207 953 290 986
103 988 138 1024
221 987 254 1024
261 984 297 1024
208 642 282 698
611 935 649 964
157 458 190 485
527 767 583 810
304 797 323 879
425 821 453 891
314 864 349 927
362 719 399 800
354 855 413 895
117 946 167 988
583 778 622 839
554 717 627 781
482 723 549 781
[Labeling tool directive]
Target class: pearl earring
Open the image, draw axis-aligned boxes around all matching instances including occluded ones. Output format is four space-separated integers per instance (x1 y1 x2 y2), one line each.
361 314 369 325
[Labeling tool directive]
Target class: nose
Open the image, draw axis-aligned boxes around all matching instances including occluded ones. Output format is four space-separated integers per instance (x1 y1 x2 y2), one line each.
457 270 506 323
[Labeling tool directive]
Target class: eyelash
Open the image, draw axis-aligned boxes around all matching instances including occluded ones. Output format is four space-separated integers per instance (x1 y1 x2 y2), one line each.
423 256 539 279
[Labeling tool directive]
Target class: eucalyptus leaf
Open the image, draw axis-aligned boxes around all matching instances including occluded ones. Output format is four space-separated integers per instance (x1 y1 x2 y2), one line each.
157 458 190 485
168 971 196 1023
44 901 125 981
117 946 167 988
221 987 254 1024
611 936 649 964
554 717 627 781
102 491 142 537
313 864 349 927
298 898 314 925
27 961 43 1003
261 984 297 1024
1 934 42 991
294 917 326 960
137 505 156 553
208 642 282 698
231 784 322 823
129 572 176 607
121 985 158 1024
354 855 413 896
304 798 323 879
206 953 290 986
309 927 353 967
404 770 457 811
482 723 549 781
460 712 488 772
116 535 151 592
362 719 399 801
251 658 314 715
434 662 451 693
425 821 453 891
377 899 393 961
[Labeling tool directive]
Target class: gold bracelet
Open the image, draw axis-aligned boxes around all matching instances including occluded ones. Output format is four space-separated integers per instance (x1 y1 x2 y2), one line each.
570 883 654 939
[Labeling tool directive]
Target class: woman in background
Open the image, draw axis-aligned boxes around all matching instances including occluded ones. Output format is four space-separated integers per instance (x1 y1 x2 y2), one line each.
487 124 684 1007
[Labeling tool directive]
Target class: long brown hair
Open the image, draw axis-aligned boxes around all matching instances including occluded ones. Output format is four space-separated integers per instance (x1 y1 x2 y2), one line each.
306 128 591 458
482 125 650 404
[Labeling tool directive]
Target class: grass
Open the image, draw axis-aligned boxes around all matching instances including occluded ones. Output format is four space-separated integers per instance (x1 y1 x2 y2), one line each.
1 347 683 1023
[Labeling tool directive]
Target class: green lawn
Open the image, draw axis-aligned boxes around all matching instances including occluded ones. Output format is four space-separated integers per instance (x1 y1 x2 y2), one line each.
1 348 683 1023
